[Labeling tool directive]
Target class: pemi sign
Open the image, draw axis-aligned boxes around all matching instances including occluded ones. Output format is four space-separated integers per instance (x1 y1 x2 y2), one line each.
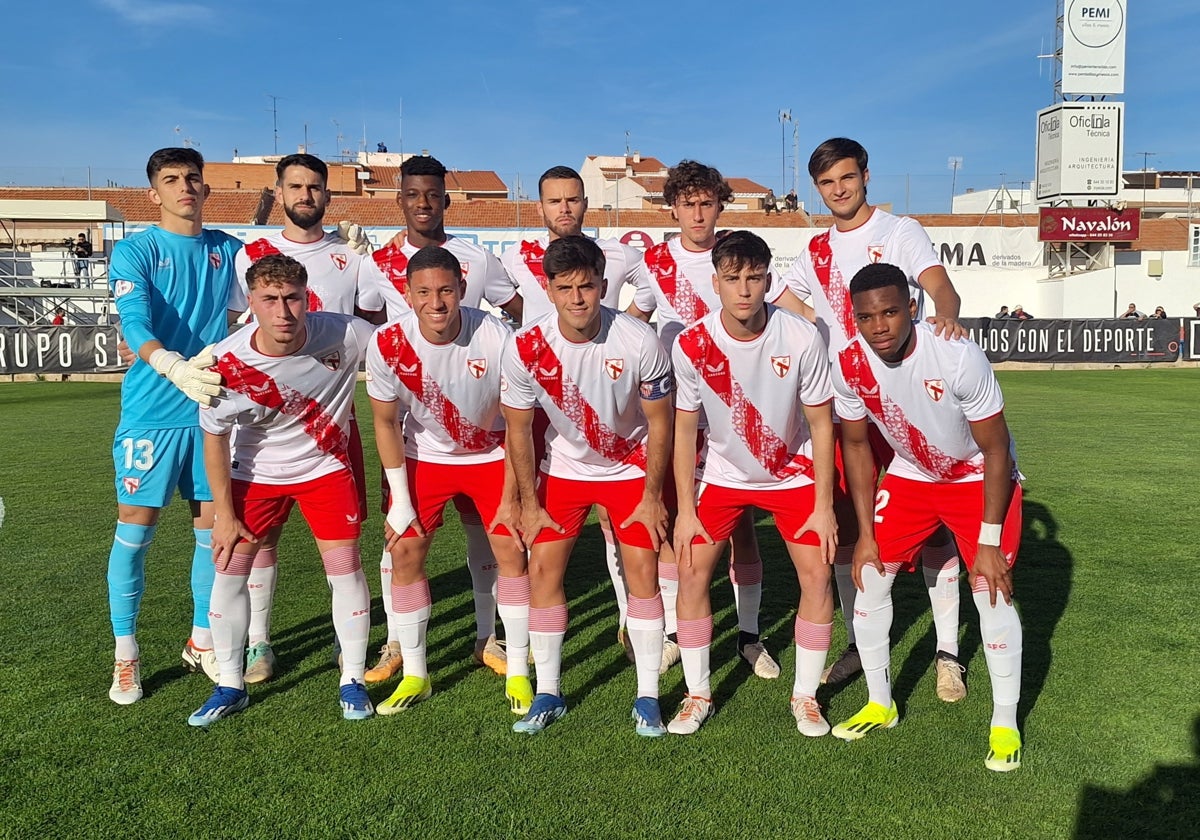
1038 207 1140 242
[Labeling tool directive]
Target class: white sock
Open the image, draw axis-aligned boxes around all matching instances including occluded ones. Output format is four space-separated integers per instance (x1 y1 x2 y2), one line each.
497 575 530 680
210 561 253 690
114 635 139 662
626 594 665 699
677 615 713 697
600 523 628 628
529 603 567 697
380 548 399 644
834 546 857 644
462 509 498 640
393 578 432 680
854 563 900 708
323 546 369 685
792 617 832 698
658 561 679 636
922 542 961 657
730 556 763 635
247 547 278 646
972 582 1023 731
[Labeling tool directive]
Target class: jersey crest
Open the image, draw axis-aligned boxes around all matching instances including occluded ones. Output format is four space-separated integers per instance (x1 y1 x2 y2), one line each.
867 244 884 264
677 323 813 480
515 326 647 469
321 352 342 371
209 252 223 270
771 355 791 378
924 378 945 401
605 358 625 380
467 358 487 379
330 253 348 271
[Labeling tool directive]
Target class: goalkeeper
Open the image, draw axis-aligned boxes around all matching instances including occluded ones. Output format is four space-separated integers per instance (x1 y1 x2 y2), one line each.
105 147 247 706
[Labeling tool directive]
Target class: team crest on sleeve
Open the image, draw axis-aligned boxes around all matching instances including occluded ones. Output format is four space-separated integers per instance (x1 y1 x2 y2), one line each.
122 477 140 495
604 358 625 380
467 358 487 379
209 252 223 269
771 355 791 377
330 253 348 271
321 352 342 371
924 378 945 401
867 245 884 264
113 280 134 298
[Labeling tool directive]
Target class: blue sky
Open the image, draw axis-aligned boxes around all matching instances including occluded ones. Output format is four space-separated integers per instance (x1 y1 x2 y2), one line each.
1 0 1196 213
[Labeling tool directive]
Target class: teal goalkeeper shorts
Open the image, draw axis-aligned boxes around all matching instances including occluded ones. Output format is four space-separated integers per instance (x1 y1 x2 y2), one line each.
112 426 212 508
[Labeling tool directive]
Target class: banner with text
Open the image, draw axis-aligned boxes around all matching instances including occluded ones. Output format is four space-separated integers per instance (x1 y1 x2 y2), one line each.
0 326 124 374
963 318 1182 363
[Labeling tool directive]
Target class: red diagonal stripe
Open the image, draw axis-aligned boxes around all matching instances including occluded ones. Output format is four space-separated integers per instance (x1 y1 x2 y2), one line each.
646 242 708 325
245 238 282 263
373 242 410 295
520 240 548 291
808 232 857 341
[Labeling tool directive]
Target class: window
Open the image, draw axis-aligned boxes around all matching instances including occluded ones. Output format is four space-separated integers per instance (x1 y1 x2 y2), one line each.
1190 224 1200 267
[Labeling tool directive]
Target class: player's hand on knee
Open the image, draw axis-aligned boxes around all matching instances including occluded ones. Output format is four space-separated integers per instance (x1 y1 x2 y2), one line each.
851 537 884 592
489 500 526 551
149 346 223 406
212 518 254 571
672 512 712 567
336 220 374 255
385 500 423 546
795 506 838 565
520 504 563 543
972 545 1012 607
622 497 668 552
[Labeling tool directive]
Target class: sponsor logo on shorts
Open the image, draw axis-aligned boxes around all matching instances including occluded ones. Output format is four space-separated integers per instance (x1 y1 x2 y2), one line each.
209 252 222 270
330 253 348 271
771 355 791 377
113 280 135 297
867 244 885 264
467 358 487 379
122 477 140 495
345 513 359 524
605 358 624 380
924 378 945 401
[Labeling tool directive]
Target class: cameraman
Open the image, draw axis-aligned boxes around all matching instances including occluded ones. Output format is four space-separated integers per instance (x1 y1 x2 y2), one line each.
71 233 93 285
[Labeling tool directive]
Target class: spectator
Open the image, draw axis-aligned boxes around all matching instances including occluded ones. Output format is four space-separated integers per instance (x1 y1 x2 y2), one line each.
52 307 66 326
784 188 799 212
71 233 93 284
1151 306 1168 319
994 306 1010 319
1012 305 1034 321
1119 303 1146 320
764 188 777 215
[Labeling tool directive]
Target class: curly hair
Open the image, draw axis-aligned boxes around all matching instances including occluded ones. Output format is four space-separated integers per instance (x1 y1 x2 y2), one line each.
663 160 733 207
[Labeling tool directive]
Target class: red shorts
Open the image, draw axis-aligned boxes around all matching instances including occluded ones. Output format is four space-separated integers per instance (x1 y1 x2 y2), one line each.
233 469 361 542
348 416 369 522
694 482 819 546
833 422 894 496
400 458 510 538
535 474 656 549
873 474 1022 572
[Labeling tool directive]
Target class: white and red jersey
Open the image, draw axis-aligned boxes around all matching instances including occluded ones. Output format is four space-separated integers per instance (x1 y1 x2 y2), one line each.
780 208 940 359
357 234 518 319
674 308 832 490
364 307 509 466
500 307 673 481
831 322 1011 484
234 231 364 316
200 312 376 484
636 237 789 349
500 235 649 325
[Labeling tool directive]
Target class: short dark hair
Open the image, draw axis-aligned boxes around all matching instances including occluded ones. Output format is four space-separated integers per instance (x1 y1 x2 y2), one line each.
246 253 307 290
401 155 448 181
407 245 462 281
146 147 204 183
808 138 868 181
663 160 733 207
849 262 908 299
538 166 584 196
275 153 328 185
543 235 606 280
712 230 771 274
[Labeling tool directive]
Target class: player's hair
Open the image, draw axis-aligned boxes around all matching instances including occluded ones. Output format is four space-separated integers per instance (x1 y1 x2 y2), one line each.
849 262 907 299
246 253 308 290
407 245 462 281
538 165 584 195
712 230 772 274
808 138 868 180
146 147 204 183
401 155 448 181
543 235 606 280
663 160 733 207
275 153 328 185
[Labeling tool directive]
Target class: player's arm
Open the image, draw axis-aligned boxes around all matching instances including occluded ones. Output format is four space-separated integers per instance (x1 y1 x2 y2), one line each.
840 417 884 589
671 408 711 564
355 306 387 325
490 444 526 549
499 292 524 323
621 389 672 551
203 430 254 569
369 395 423 547
772 287 817 322
967 411 1017 606
798 399 838 562
502 404 563 540
918 264 966 340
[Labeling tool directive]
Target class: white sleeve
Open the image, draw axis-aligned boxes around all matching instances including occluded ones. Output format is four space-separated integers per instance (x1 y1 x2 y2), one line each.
349 317 377 356
779 253 812 300
953 340 1005 421
896 218 942 280
499 333 537 410
632 253 657 314
356 257 386 313
797 325 833 406
481 250 519 308
830 364 867 422
364 330 397 403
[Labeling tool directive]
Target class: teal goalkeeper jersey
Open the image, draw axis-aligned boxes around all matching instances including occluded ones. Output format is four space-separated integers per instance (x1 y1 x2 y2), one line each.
110 225 243 429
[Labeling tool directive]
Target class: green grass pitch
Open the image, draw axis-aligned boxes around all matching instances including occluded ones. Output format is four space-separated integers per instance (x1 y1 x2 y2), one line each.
0 371 1196 839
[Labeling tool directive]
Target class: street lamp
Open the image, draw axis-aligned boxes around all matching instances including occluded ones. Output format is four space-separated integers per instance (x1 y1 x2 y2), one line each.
779 110 794 194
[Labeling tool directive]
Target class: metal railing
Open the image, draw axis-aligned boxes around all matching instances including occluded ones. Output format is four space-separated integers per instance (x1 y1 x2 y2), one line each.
0 251 112 325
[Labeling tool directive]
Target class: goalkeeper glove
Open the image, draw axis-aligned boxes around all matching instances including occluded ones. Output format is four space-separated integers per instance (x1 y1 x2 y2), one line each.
149 345 223 406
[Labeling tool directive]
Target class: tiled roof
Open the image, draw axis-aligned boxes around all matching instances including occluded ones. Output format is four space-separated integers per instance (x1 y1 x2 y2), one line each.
0 187 265 224
445 170 508 193
727 177 770 195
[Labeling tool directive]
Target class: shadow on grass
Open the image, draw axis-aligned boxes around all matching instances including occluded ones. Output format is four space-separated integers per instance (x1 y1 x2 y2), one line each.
1073 715 1200 840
